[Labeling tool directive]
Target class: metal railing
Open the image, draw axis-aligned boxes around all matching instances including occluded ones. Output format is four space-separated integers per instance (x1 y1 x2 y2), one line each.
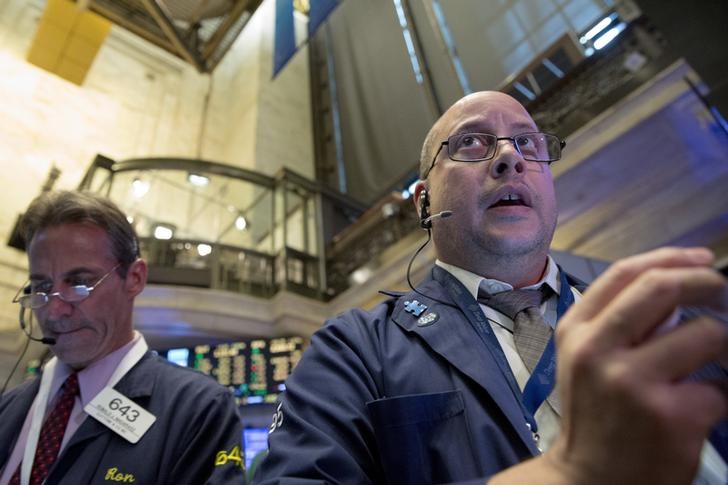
78 157 365 301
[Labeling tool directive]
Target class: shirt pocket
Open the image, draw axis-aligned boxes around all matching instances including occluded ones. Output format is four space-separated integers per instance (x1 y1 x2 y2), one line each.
367 390 476 485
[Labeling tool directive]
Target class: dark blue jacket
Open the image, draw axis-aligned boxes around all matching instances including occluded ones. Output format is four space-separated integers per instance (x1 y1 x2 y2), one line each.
254 266 728 484
0 351 245 484
253 266 588 484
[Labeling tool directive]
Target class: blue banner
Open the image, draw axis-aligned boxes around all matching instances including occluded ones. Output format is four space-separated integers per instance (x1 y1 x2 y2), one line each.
309 0 339 36
273 0 341 78
273 0 296 77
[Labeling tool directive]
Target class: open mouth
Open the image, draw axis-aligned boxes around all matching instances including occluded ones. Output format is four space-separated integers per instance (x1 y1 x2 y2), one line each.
489 193 529 208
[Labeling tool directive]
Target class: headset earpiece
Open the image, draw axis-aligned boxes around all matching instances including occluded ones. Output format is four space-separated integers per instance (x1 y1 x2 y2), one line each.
419 189 431 229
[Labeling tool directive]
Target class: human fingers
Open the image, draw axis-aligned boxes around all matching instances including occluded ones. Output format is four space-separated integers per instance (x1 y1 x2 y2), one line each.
670 380 728 433
632 316 728 382
591 266 728 348
561 247 715 329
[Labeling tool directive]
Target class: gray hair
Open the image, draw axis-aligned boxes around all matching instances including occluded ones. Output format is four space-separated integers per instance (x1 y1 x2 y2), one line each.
21 190 139 275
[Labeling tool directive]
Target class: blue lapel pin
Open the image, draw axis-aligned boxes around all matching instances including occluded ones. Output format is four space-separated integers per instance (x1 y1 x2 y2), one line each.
404 300 427 317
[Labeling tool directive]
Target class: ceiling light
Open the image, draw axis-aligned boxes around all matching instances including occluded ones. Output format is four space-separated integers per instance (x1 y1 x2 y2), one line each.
197 243 212 256
350 267 373 285
153 225 174 240
235 215 248 231
188 173 209 187
582 14 617 43
593 23 626 50
132 178 150 198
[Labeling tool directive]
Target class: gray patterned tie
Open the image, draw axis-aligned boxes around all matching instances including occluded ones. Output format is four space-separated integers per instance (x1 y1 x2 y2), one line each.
479 287 560 414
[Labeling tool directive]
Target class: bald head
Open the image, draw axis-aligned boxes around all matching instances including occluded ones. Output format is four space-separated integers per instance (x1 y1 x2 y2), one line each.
419 91 534 179
413 90 557 286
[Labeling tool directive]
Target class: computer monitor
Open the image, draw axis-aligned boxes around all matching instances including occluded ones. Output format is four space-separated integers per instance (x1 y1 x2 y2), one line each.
243 427 269 471
166 348 190 367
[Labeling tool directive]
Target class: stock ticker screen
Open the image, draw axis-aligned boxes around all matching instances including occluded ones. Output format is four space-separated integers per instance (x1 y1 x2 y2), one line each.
161 337 304 405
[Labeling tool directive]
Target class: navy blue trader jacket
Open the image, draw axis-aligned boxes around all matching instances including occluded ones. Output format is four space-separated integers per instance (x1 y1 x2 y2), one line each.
253 266 588 484
255 266 728 484
0 351 244 484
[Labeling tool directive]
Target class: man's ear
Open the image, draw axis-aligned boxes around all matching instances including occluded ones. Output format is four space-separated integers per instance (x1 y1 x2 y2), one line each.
413 182 433 229
124 258 148 298
413 181 428 214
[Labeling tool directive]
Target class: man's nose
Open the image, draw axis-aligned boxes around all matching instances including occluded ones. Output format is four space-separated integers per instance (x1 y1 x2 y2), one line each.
44 293 74 319
489 139 525 178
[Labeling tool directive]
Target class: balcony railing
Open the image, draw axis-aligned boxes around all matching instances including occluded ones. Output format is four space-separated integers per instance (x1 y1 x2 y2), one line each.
78 156 365 300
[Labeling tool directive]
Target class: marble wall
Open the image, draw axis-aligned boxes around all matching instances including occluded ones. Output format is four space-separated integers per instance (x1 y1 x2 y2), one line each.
0 0 313 356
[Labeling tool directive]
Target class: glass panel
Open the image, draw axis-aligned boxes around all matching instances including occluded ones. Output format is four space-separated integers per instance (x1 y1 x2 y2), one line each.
107 169 274 256
285 184 308 253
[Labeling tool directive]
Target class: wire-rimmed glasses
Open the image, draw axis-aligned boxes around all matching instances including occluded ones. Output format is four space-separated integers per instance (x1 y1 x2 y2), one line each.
12 263 122 309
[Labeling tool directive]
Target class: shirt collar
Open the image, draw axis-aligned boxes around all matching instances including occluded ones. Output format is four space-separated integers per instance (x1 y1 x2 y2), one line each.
435 256 561 300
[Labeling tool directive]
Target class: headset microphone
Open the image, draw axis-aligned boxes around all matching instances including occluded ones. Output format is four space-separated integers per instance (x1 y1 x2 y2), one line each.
28 336 56 345
419 189 453 229
406 188 460 308
422 210 453 227
1 301 54 397
20 306 56 345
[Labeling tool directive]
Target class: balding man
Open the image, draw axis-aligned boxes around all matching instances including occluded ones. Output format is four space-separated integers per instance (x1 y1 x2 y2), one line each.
253 92 728 484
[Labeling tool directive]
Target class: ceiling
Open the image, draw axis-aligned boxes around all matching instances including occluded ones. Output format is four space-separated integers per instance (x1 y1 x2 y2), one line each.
82 0 264 72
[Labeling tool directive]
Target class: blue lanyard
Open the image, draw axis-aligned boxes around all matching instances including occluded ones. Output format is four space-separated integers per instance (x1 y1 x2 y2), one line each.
521 269 574 416
433 266 574 434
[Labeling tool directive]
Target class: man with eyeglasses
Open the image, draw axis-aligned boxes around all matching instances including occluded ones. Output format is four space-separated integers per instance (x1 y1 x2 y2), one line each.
0 190 245 485
253 91 728 484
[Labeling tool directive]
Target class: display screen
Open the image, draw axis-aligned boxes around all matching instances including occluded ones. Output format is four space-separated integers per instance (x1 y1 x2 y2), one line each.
160 337 304 405
166 348 190 367
243 427 269 471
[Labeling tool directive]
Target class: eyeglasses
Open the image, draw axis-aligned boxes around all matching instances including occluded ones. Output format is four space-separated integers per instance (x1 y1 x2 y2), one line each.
13 263 122 309
425 132 565 178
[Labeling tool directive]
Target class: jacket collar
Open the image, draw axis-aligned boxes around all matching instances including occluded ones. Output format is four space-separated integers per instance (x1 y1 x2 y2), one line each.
390 266 541 453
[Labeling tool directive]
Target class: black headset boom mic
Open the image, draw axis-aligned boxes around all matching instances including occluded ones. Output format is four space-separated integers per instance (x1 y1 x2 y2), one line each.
20 306 56 345
2 305 54 397
422 210 453 227
419 189 453 229
405 187 459 308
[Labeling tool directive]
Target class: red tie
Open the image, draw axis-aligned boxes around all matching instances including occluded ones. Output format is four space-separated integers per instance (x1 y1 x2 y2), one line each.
9 373 79 485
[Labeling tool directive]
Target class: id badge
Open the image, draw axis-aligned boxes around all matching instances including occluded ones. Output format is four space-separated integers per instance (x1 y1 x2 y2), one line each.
85 386 156 443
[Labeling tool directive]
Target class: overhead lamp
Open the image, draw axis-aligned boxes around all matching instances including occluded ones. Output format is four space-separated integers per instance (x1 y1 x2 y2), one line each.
132 178 150 198
235 215 248 231
197 243 212 257
153 224 174 240
188 173 209 187
593 23 626 50
350 267 373 285
580 15 615 43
